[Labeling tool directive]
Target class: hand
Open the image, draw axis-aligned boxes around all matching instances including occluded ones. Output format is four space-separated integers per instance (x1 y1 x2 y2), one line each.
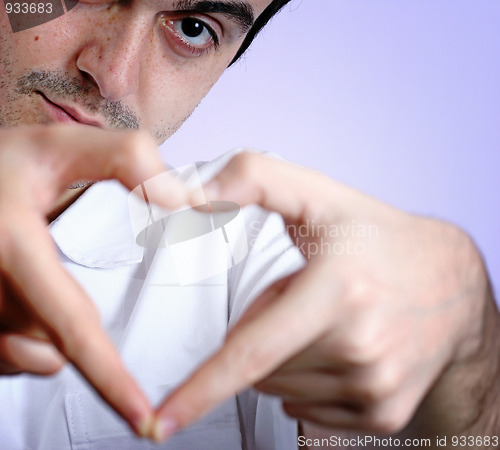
154 152 499 441
0 124 189 436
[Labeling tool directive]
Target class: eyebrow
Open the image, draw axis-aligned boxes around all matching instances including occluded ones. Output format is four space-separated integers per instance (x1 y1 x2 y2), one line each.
173 0 255 34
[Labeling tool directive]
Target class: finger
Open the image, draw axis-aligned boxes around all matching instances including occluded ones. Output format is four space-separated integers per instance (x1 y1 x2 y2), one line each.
154 260 336 442
0 334 64 375
283 402 362 431
233 274 295 329
226 275 344 374
269 343 346 373
259 356 404 407
13 125 189 211
0 277 50 339
198 152 358 224
256 371 346 403
2 214 153 437
0 321 49 341
284 392 415 434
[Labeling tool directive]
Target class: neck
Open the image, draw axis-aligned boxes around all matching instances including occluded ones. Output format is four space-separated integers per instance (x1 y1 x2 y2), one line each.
47 184 93 223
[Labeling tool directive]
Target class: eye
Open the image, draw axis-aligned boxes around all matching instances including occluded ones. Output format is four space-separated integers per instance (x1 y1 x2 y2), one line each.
161 14 221 58
173 18 215 47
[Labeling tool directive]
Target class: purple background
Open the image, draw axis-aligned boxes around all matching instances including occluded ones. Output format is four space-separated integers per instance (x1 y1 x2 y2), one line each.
161 0 500 298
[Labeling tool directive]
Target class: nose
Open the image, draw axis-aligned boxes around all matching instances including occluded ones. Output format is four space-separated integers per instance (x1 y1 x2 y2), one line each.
76 9 149 102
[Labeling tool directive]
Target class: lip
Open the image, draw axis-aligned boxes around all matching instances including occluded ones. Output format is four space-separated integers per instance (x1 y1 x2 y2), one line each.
37 91 104 127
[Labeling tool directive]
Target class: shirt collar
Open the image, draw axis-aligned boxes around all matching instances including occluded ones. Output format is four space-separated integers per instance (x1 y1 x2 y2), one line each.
49 180 144 269
48 152 242 269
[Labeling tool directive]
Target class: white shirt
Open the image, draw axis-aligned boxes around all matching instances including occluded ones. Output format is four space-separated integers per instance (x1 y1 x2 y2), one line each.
0 150 305 450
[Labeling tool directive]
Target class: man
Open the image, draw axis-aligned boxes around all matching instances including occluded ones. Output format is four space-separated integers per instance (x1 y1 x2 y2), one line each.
0 1 498 449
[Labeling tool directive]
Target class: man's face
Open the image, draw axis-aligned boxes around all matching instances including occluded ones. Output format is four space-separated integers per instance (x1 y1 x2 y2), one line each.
0 0 270 144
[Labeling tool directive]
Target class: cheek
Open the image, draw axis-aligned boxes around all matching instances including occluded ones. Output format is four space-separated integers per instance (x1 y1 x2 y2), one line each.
137 43 231 134
0 17 79 69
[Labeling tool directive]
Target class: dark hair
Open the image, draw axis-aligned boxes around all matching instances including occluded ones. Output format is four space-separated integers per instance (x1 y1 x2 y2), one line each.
229 0 293 65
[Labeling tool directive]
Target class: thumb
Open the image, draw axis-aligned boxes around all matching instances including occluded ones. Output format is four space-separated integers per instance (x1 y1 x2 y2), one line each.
197 152 346 224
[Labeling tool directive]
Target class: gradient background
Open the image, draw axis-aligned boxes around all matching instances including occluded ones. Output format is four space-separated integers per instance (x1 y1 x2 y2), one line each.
161 0 500 299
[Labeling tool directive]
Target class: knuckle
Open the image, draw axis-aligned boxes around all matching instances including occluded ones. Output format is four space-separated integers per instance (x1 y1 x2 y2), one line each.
337 285 372 322
355 382 383 405
338 333 378 367
343 277 379 309
122 130 155 157
335 285 388 367
343 345 371 367
448 223 484 275
120 133 143 160
227 152 260 181
355 367 400 405
364 406 410 434
115 131 158 179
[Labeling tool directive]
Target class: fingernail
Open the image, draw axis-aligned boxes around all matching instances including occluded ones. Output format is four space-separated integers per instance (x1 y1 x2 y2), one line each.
189 187 205 206
202 179 220 200
152 417 178 443
138 172 189 210
135 414 154 438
